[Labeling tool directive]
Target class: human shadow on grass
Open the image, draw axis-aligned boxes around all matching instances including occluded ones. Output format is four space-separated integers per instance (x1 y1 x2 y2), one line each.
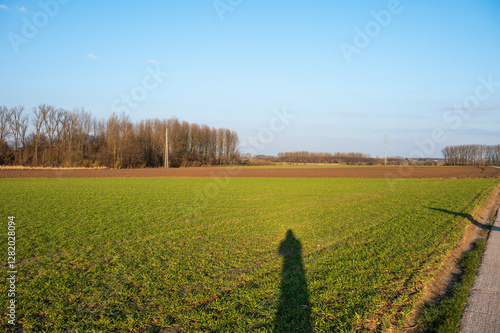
274 229 312 333
427 207 500 232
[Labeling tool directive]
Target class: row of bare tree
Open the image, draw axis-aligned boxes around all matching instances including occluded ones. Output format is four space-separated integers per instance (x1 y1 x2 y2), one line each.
441 145 500 166
0 105 240 168
275 151 386 165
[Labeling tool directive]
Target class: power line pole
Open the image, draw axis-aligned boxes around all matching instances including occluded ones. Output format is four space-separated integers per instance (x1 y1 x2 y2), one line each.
384 135 388 166
164 126 169 168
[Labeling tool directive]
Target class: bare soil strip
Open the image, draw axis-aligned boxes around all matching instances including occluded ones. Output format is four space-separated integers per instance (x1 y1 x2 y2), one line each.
403 185 500 331
460 196 500 332
0 166 499 179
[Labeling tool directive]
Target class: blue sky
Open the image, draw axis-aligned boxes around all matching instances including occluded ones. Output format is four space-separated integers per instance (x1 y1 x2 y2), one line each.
1 0 499 157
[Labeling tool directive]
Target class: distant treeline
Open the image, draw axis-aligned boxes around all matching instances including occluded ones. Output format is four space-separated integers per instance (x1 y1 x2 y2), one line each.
0 105 240 168
248 151 405 165
441 145 500 166
277 151 372 164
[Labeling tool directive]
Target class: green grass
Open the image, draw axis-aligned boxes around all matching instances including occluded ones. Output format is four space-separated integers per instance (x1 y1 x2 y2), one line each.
416 206 497 333
416 238 487 333
0 177 497 332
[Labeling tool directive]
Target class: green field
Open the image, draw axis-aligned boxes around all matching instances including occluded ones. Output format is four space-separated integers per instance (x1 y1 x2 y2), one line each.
1 177 498 332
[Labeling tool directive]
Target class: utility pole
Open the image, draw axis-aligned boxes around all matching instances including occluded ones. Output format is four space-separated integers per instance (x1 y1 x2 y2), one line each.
384 135 388 166
164 126 169 168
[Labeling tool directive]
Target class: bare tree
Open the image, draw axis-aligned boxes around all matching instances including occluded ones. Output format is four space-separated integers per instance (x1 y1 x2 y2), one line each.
106 113 121 168
8 106 29 165
7 106 21 155
79 108 94 155
217 127 225 165
54 109 69 164
41 106 60 165
442 144 500 166
0 106 13 163
0 106 12 145
121 122 143 168
152 119 164 167
32 104 51 166
3 104 243 168
224 129 239 164
189 123 201 164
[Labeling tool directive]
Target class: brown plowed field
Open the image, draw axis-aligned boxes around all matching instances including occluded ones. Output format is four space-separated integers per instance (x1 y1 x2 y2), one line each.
0 166 499 179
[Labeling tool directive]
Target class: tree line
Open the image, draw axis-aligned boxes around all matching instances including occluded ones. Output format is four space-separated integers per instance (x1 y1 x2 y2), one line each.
441 145 500 166
0 105 240 168
272 151 404 165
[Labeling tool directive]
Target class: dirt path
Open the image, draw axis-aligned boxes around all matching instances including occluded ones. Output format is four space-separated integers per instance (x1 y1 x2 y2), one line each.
461 202 500 332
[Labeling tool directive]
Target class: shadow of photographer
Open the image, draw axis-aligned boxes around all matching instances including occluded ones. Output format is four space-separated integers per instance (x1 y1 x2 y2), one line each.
274 229 312 332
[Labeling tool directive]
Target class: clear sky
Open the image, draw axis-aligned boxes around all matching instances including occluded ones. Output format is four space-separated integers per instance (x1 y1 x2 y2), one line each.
1 0 499 157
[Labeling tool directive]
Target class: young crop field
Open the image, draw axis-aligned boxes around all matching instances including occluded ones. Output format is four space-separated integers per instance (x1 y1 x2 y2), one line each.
1 177 498 331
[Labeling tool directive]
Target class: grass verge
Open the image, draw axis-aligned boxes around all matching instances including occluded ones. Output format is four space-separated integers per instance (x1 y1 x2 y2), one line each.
416 208 497 332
